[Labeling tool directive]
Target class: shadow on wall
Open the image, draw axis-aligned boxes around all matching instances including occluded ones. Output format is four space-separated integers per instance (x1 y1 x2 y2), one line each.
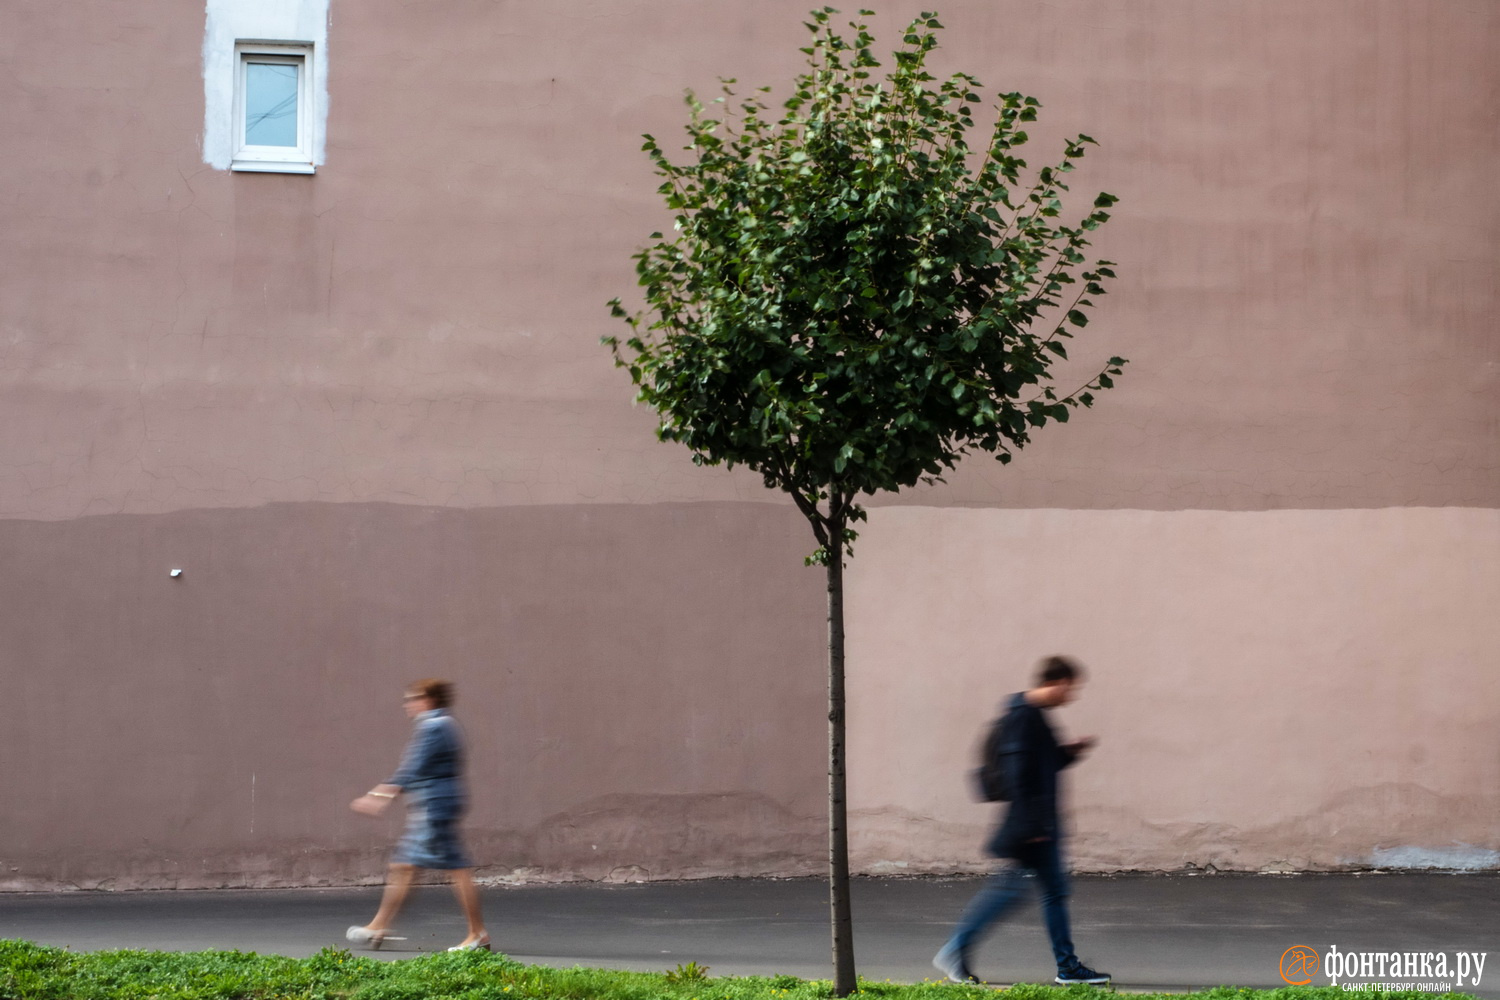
0 500 827 890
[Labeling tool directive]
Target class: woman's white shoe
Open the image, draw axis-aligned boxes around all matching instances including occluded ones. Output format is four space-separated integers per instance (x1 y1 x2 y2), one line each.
448 934 492 952
346 925 406 950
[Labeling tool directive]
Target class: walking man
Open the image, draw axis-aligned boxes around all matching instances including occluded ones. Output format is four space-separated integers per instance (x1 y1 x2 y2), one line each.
933 655 1111 986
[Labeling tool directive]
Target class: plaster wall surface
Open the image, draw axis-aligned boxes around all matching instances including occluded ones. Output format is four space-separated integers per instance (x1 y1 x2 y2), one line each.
0 501 827 890
0 0 1493 522
845 506 1500 874
0 0 1495 886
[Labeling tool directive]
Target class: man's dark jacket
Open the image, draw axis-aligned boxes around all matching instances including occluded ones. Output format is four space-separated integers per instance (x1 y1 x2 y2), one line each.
986 692 1081 860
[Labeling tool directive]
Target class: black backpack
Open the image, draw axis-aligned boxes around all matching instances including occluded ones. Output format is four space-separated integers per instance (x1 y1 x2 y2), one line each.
973 703 1023 802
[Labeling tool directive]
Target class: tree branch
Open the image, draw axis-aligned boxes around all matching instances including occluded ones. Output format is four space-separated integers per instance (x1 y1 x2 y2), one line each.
1021 358 1118 407
1031 279 1092 357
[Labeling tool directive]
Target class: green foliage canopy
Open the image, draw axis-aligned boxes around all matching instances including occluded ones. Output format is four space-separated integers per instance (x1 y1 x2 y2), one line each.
608 8 1125 559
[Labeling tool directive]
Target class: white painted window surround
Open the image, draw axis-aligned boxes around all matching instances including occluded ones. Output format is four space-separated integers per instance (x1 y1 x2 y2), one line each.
203 0 330 174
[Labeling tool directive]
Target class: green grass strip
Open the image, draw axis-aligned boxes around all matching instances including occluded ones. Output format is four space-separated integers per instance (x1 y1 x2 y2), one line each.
0 940 1481 1000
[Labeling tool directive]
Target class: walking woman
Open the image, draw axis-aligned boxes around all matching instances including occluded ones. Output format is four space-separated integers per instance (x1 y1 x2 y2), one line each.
347 678 489 951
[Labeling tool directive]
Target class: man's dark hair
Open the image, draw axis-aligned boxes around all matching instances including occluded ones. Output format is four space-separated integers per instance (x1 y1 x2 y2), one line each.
1036 655 1083 685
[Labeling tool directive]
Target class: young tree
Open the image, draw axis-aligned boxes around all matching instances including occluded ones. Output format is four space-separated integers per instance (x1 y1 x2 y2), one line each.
606 8 1125 994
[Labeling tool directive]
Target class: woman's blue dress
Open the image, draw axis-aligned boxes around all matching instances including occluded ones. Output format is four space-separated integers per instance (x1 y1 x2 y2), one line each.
387 708 471 870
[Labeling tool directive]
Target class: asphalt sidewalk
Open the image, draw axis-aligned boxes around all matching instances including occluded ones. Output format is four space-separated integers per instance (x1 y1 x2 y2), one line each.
1 874 1496 995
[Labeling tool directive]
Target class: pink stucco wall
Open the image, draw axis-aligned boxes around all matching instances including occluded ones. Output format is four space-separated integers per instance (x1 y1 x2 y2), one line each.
848 507 1500 874
0 0 1494 887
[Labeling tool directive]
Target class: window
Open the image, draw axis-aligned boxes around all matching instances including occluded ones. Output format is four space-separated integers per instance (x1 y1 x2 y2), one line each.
232 42 314 173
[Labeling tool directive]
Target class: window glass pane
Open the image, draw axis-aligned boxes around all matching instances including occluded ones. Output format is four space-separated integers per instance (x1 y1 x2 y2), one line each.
244 61 299 147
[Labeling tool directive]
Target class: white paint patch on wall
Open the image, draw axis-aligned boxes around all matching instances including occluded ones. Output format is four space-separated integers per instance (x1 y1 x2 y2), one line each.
202 0 330 169
1367 845 1500 870
845 506 1500 873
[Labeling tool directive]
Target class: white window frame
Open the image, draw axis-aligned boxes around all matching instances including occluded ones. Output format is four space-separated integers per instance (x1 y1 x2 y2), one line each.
232 42 315 174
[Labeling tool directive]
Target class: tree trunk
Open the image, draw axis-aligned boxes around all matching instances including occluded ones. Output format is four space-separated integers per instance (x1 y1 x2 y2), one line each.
826 513 856 996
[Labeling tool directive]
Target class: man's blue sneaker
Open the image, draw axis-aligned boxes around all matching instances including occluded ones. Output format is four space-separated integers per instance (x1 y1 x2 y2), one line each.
932 942 978 983
1055 962 1111 985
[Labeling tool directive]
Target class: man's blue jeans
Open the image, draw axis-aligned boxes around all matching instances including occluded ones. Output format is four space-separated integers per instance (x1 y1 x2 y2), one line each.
944 837 1077 971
